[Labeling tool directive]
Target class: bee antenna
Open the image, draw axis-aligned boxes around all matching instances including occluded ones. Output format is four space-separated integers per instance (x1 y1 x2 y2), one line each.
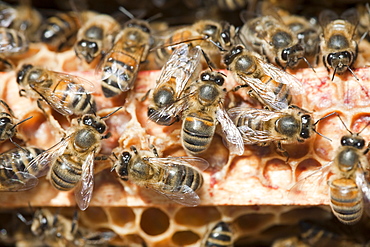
100 107 122 120
331 67 337 81
9 137 27 152
119 6 135 20
201 49 215 71
11 116 33 131
146 13 163 23
207 39 226 52
313 129 332 142
87 100 97 116
313 112 338 126
335 113 353 135
357 121 370 135
346 66 359 81
299 56 316 73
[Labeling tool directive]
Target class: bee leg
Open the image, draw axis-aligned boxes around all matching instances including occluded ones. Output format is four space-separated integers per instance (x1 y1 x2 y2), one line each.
95 155 114 173
276 142 290 162
19 89 27 97
16 212 33 225
0 99 15 116
363 142 370 155
101 132 112 139
36 99 65 137
141 89 152 102
71 210 79 235
233 84 249 92
0 57 14 72
150 145 159 157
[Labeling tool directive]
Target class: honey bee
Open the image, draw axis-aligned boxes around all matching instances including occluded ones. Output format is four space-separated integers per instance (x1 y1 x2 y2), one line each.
24 109 120 210
223 45 303 111
18 209 116 247
39 11 96 52
183 0 250 11
228 105 320 157
155 19 235 65
282 15 321 60
290 115 370 224
17 64 97 117
112 146 209 207
147 43 202 126
0 146 43 192
239 8 305 69
203 221 233 247
181 70 244 155
75 14 120 64
99 7 153 98
319 8 359 80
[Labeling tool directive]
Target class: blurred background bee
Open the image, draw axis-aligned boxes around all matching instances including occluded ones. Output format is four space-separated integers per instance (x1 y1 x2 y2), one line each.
319 8 359 80
239 5 306 69
39 10 96 52
74 13 120 66
99 7 154 98
290 114 370 224
17 64 97 117
112 145 209 206
228 105 320 158
17 208 116 247
223 45 303 111
0 0 42 42
0 146 43 192
155 19 236 67
23 110 119 210
147 43 202 126
181 70 244 155
203 221 233 247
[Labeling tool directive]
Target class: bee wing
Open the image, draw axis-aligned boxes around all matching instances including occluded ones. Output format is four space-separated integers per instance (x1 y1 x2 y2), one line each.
74 151 95 211
32 72 95 116
319 9 339 27
157 184 201 207
156 44 201 98
341 8 360 27
25 136 71 178
355 168 370 217
237 73 289 110
216 106 244 155
228 106 284 144
148 156 209 172
0 171 38 191
288 162 332 201
259 59 303 95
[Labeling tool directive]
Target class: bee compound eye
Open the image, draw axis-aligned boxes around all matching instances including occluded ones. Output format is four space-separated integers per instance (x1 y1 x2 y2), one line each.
96 123 106 134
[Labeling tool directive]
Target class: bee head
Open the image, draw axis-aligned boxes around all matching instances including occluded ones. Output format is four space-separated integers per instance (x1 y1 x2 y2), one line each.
117 151 131 181
125 20 151 34
300 114 313 140
16 64 34 85
280 44 304 68
341 135 365 149
81 115 107 134
223 45 244 66
326 51 354 74
75 40 99 64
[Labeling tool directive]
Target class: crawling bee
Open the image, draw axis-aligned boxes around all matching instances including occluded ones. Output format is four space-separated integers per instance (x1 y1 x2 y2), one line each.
203 221 233 247
181 70 244 155
75 14 120 64
290 115 370 224
224 45 302 111
155 19 235 66
239 7 305 69
0 27 28 70
99 7 153 98
319 8 359 80
147 43 202 126
24 109 120 210
228 105 320 157
113 146 208 207
18 209 116 247
17 64 96 117
0 146 43 192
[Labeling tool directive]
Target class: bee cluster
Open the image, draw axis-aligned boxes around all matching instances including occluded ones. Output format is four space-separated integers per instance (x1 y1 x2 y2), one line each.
0 0 370 246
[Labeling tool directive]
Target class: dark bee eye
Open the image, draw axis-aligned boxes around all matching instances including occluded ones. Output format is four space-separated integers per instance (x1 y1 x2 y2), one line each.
215 76 224 86
356 139 365 149
281 48 290 61
82 116 93 126
201 72 210 81
221 30 230 44
96 123 106 134
0 117 10 125
121 151 131 164
40 217 48 230
327 53 336 66
148 108 155 117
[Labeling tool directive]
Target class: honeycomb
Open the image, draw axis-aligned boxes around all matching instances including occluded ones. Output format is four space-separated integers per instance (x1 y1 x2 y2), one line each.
0 0 370 246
